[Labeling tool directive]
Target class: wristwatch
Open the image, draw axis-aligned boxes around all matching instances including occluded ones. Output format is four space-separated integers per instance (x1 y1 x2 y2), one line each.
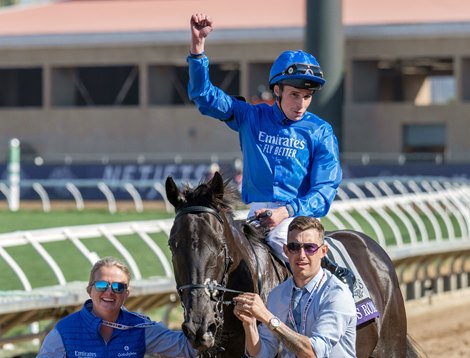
268 316 281 331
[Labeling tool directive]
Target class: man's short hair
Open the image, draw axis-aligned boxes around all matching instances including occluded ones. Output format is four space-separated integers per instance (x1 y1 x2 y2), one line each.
288 216 324 237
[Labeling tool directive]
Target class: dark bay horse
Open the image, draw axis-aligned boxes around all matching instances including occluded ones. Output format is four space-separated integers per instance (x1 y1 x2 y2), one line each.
165 172 420 358
165 172 289 357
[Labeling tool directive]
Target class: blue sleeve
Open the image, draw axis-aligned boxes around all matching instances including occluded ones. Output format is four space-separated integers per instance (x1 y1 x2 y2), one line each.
187 55 234 121
288 125 342 217
145 322 197 357
36 329 66 357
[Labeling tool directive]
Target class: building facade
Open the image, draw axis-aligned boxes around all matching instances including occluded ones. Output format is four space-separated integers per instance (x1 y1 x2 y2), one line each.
344 23 470 164
0 0 469 165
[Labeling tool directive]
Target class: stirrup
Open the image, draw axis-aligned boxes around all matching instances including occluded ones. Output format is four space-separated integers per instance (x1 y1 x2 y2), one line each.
321 256 356 294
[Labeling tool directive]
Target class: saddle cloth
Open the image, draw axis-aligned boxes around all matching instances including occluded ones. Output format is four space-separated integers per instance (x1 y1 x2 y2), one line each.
325 236 380 326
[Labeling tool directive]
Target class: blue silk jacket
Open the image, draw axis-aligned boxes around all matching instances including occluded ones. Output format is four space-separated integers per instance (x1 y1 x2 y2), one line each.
187 55 342 217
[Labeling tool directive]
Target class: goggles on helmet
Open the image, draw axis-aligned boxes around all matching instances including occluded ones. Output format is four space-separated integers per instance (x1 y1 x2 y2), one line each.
282 63 323 78
270 63 324 90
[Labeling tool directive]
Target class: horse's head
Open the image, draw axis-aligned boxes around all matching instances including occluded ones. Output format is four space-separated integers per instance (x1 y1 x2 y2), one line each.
165 172 237 351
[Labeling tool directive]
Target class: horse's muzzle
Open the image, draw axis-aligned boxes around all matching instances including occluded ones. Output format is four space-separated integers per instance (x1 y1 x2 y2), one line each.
182 320 217 350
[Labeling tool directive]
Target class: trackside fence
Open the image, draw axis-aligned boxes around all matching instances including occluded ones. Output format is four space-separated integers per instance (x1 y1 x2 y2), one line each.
0 177 469 349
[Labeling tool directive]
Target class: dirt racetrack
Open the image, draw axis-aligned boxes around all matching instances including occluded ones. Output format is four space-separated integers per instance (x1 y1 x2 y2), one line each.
406 289 470 357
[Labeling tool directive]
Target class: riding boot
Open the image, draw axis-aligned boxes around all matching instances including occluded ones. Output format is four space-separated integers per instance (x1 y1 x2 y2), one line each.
321 256 356 294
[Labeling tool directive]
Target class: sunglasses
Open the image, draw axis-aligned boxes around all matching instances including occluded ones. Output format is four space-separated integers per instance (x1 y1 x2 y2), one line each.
93 280 128 294
286 242 324 256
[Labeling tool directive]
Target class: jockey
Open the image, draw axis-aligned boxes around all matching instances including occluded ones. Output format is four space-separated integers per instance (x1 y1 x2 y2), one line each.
187 13 355 291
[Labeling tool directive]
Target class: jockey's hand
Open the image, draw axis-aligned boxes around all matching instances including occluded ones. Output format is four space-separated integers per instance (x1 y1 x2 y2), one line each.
255 207 289 230
190 13 213 54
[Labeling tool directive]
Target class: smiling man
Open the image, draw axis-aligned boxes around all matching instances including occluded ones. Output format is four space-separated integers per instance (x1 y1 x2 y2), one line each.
37 257 196 357
233 217 357 358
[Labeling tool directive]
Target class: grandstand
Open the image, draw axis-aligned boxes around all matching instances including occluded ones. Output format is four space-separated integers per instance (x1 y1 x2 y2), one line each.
0 0 469 165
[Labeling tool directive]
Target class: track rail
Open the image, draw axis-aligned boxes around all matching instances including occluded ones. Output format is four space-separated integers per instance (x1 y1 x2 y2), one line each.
0 178 469 347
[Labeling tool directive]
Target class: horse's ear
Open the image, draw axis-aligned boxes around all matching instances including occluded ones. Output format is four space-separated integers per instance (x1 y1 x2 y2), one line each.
209 171 224 197
165 176 183 209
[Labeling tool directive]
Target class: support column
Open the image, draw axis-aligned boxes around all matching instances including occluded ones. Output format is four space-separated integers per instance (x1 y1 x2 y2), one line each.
305 0 344 142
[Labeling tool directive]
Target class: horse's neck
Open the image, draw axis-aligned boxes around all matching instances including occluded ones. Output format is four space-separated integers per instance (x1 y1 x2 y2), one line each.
222 217 247 267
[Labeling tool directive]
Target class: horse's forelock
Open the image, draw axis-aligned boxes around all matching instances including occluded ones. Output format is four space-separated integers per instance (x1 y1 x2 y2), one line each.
180 179 240 216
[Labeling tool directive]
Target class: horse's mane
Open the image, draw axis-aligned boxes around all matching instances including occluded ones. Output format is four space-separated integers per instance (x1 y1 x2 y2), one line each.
241 221 268 245
179 176 241 217
179 175 267 244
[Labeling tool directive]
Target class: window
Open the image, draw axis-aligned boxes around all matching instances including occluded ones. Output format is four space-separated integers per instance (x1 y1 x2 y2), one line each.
403 124 446 155
248 63 274 104
51 65 139 106
148 62 240 105
429 76 455 104
352 58 454 104
148 65 189 105
0 68 42 107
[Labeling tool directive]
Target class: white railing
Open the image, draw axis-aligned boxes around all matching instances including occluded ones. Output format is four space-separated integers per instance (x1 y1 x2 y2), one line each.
0 176 468 214
0 219 177 347
0 220 175 293
0 178 469 347
331 178 470 300
0 179 469 296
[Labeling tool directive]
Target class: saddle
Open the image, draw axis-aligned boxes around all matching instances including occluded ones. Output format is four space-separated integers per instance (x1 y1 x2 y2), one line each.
321 256 356 293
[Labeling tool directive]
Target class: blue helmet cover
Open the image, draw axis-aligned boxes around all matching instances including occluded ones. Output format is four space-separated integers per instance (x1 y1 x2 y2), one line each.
269 50 326 89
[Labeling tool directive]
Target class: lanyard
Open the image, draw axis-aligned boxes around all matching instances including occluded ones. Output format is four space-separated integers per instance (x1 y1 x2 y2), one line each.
287 271 325 335
101 320 158 330
100 310 159 330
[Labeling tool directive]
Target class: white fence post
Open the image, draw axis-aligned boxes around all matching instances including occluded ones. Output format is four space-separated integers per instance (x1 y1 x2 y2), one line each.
8 138 20 212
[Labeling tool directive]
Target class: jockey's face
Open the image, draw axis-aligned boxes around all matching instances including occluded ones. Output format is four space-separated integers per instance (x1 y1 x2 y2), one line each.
274 84 314 121
284 228 327 288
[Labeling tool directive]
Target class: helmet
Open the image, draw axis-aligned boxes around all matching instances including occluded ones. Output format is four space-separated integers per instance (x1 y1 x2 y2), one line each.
269 50 325 91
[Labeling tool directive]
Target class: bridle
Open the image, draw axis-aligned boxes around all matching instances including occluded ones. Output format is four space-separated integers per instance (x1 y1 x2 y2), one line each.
173 205 248 356
174 206 246 304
